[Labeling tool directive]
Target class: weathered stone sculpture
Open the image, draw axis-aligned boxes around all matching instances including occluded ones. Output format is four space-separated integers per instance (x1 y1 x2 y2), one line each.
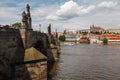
20 4 33 49
22 11 28 28
26 4 32 29
21 4 32 29
26 4 30 12
48 24 51 35
56 29 58 40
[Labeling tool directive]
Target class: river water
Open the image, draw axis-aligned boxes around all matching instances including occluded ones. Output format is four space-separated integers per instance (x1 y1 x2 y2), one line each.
52 44 120 80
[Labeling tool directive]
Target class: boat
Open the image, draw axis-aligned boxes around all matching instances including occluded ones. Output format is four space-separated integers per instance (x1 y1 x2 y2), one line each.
63 43 75 46
68 43 74 46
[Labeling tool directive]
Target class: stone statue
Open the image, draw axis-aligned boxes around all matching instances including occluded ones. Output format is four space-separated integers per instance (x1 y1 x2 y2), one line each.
56 29 58 39
48 24 51 35
26 4 32 29
22 11 28 28
21 4 32 29
26 4 30 13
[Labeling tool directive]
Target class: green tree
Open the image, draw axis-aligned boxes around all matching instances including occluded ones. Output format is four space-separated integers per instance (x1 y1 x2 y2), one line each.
59 35 66 41
82 32 88 35
12 22 21 28
95 31 100 34
102 38 108 44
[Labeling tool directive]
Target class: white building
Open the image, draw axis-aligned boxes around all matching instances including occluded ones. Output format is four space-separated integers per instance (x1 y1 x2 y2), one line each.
107 28 120 33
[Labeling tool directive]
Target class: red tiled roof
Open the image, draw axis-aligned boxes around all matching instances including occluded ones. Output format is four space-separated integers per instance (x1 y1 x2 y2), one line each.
107 28 120 30
109 38 120 40
68 33 76 36
101 34 120 37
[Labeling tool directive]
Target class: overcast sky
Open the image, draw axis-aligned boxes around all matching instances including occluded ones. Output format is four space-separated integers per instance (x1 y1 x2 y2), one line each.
0 0 120 32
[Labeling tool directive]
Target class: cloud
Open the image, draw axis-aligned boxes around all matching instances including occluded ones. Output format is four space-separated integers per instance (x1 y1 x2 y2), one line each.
46 15 61 20
98 1 117 9
31 5 59 21
51 0 96 19
32 8 46 18
42 0 120 32
47 0 118 20
0 0 120 32
0 6 21 24
56 0 79 18
78 5 95 15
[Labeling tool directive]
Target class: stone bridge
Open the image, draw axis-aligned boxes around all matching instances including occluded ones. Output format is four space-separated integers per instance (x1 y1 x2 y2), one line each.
0 4 60 80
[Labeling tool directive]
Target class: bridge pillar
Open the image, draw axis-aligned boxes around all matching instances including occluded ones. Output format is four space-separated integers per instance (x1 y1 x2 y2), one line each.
19 28 33 49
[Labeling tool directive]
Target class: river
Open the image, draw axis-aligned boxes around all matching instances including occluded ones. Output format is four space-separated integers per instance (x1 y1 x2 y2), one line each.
52 44 120 80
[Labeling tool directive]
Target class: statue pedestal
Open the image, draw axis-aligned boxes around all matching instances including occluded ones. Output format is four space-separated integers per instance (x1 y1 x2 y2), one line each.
19 27 33 49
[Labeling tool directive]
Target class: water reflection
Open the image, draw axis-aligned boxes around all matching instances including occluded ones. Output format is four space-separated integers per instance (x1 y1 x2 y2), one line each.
51 44 120 80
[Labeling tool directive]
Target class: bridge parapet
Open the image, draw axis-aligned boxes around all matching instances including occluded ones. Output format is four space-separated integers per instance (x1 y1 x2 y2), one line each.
0 27 24 63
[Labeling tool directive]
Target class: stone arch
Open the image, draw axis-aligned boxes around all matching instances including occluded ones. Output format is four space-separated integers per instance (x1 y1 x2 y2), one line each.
34 38 44 52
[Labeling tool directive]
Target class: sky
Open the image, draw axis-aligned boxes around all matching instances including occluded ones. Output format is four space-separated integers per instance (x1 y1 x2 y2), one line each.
0 0 120 32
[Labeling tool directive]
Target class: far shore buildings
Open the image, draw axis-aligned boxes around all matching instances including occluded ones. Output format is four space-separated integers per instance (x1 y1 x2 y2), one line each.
78 29 90 34
101 33 120 45
64 25 120 44
90 25 105 33
51 25 120 45
106 28 120 34
65 30 77 42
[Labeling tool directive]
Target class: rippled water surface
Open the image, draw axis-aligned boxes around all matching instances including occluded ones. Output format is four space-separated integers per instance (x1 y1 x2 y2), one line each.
52 44 120 80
